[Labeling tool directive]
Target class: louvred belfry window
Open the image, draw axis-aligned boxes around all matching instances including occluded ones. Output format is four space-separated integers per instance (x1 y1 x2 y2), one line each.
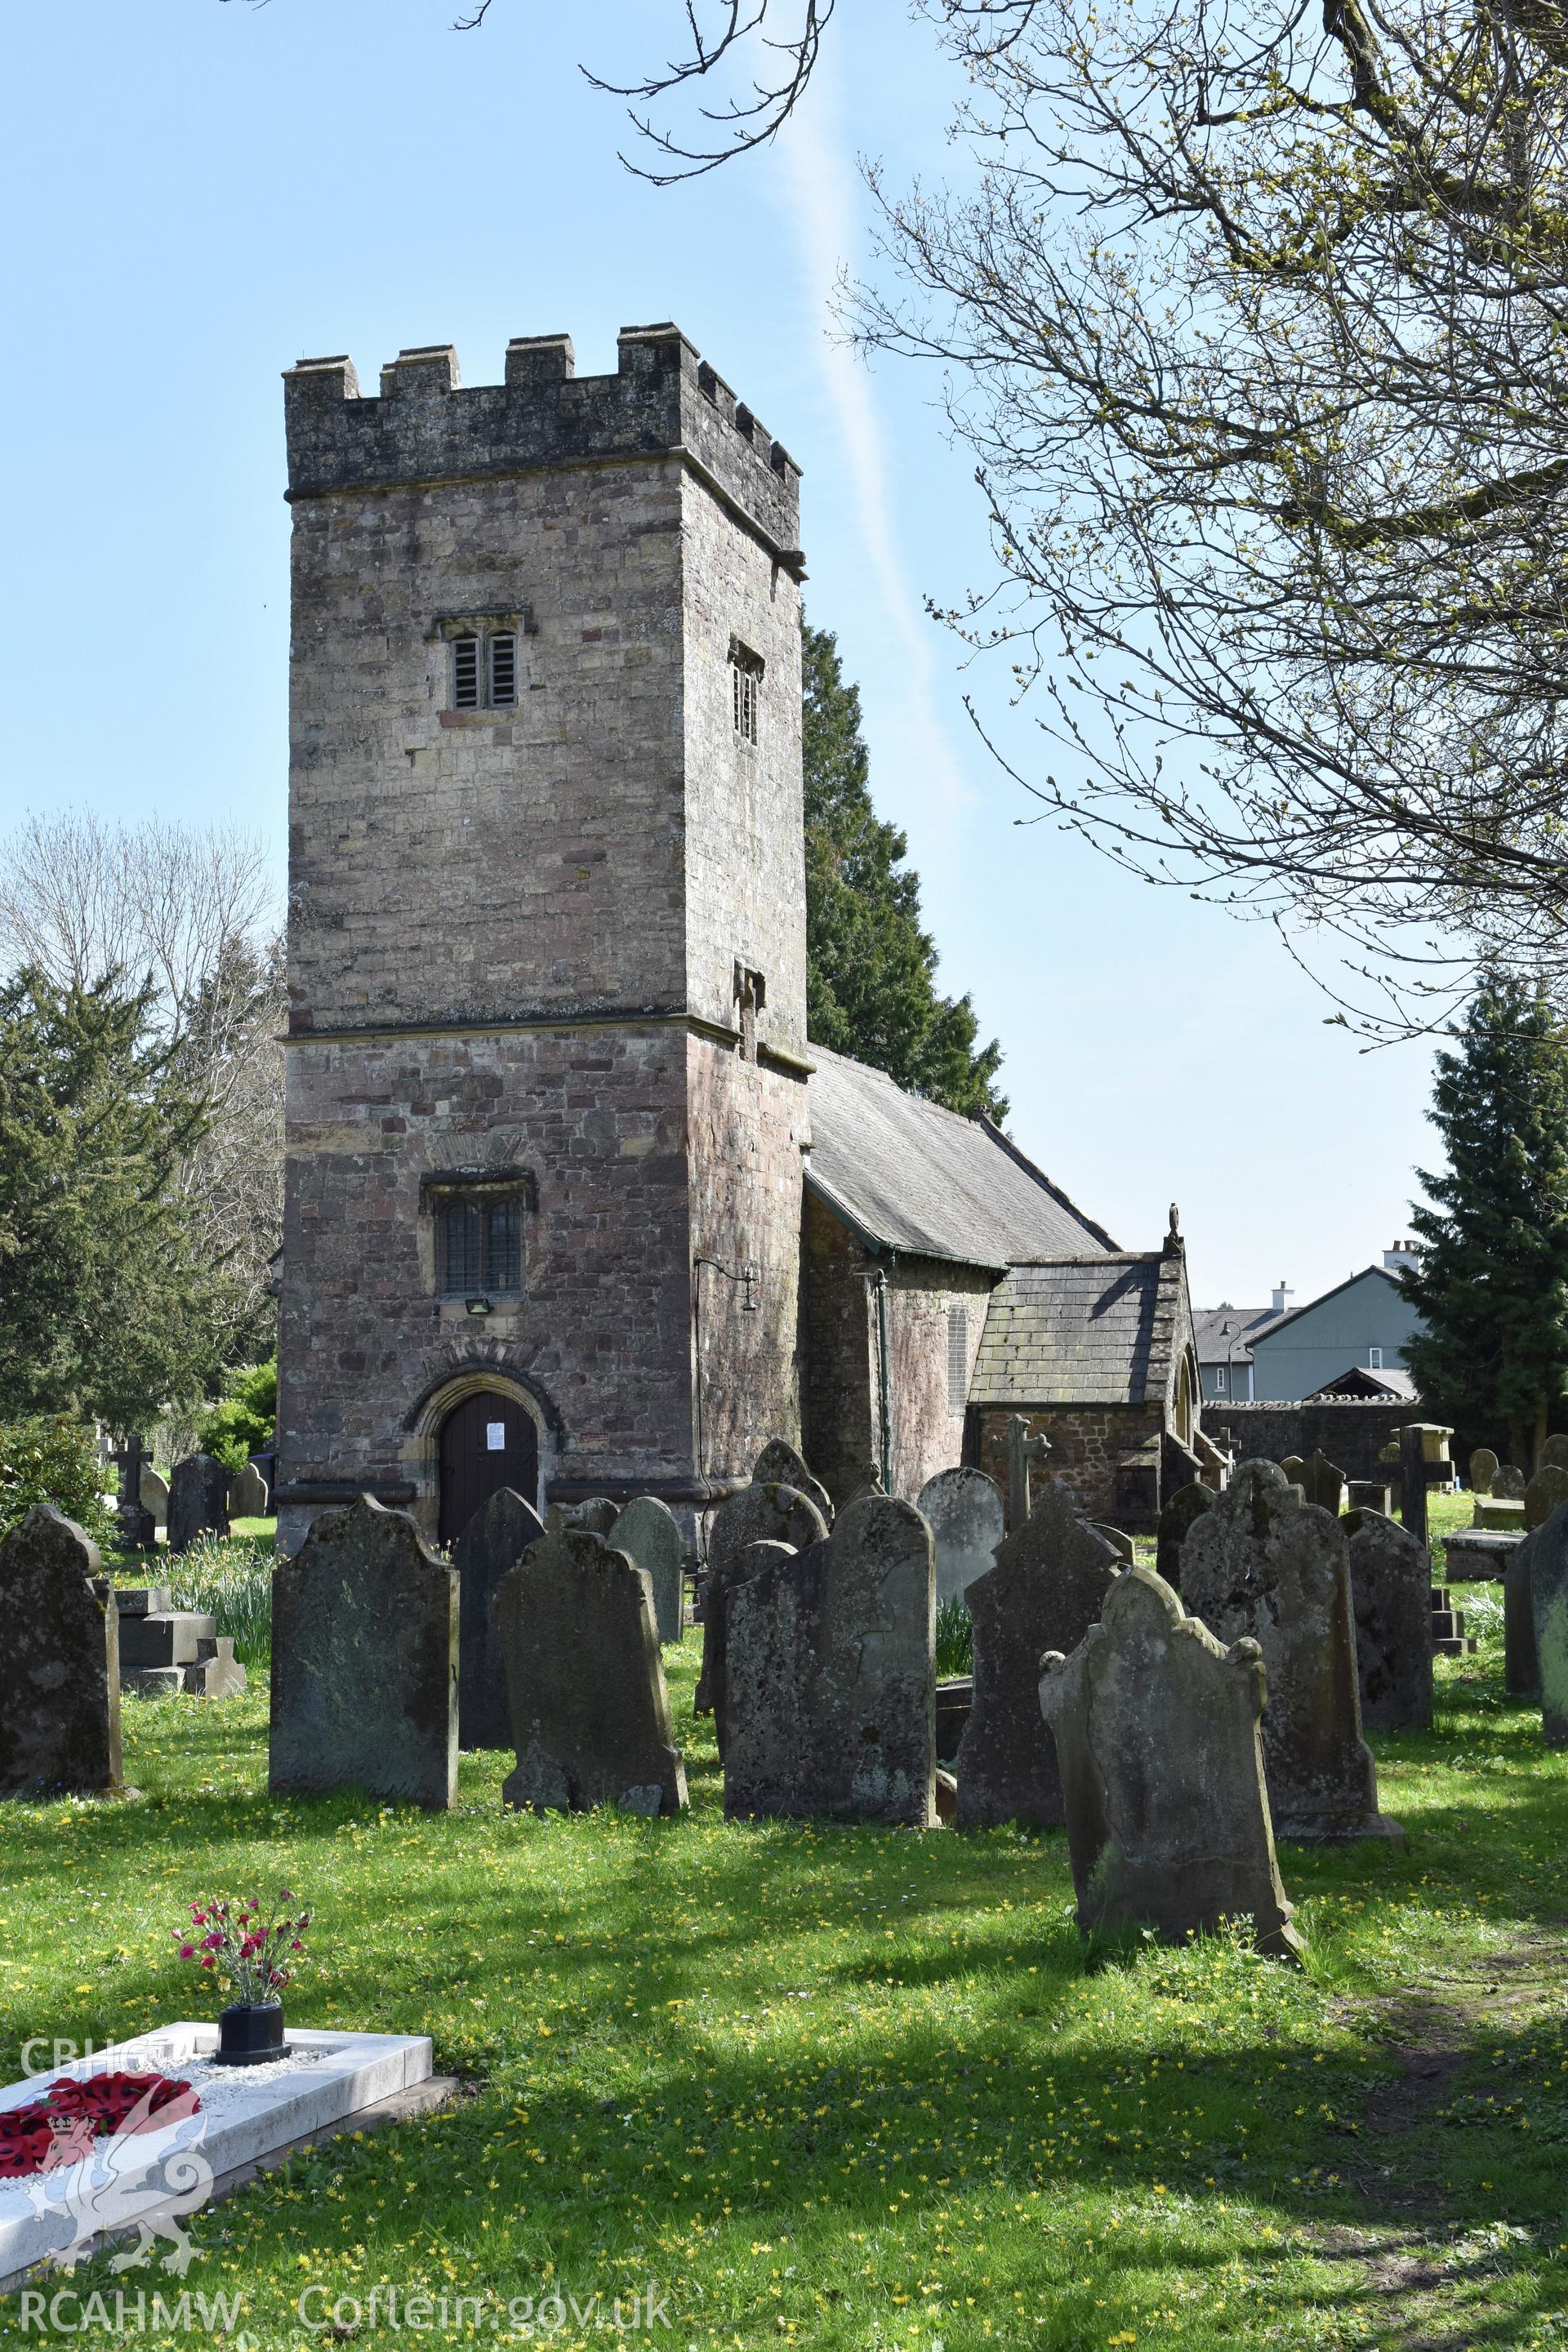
452 635 481 710
488 634 518 708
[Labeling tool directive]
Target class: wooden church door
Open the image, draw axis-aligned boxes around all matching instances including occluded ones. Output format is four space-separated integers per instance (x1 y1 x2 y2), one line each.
438 1392 538 1545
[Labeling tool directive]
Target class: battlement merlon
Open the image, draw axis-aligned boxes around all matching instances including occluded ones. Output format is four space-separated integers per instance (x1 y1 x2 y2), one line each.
283 324 803 568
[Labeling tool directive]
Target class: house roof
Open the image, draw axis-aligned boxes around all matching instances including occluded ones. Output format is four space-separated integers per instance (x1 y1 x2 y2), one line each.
968 1252 1187 1408
1248 1263 1405 1348
1305 1364 1419 1401
804 1046 1117 1270
1192 1304 1283 1368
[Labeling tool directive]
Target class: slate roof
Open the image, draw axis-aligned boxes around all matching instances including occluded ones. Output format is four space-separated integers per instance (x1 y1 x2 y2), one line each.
1305 1364 1419 1401
1192 1304 1283 1367
968 1253 1186 1408
804 1046 1117 1270
1247 1263 1405 1345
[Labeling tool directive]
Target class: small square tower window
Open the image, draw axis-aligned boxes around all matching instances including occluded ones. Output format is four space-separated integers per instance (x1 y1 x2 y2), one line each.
730 639 764 745
947 1306 969 1413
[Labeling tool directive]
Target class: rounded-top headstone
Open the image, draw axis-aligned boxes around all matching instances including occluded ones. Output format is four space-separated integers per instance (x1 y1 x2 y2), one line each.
453 1486 547 1748
567 1499 620 1536
1539 1435 1568 1473
752 1438 833 1526
228 1460 270 1520
915 1467 1004 1606
1526 1463 1568 1532
1494 1465 1527 1501
1468 1447 1499 1496
609 1494 687 1644
697 1481 829 1753
0 1503 122 1797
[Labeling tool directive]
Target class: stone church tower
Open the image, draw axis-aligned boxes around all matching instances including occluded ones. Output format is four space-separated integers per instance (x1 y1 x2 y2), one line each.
274 326 810 1555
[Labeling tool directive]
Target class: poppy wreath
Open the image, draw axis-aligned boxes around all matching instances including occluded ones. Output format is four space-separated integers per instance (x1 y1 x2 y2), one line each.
0 2073 198 2180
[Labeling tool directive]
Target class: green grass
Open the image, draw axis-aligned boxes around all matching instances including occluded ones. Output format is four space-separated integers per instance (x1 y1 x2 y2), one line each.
3 1541 1565 2350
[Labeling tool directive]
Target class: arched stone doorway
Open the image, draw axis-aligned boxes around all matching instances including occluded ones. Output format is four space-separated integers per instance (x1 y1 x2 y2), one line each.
437 1389 540 1546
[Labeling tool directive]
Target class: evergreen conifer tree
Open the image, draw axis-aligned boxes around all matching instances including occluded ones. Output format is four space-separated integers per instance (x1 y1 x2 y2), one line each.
803 621 1005 1120
1401 980 1568 1465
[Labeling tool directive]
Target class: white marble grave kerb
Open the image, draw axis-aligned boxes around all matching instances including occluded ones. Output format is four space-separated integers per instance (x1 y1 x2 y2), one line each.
0 2025 431 2290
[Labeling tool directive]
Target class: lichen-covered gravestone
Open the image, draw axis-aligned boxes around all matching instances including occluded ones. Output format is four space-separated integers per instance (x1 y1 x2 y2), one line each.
1280 1455 1306 1490
752 1438 834 1526
610 1495 686 1644
1505 1536 1541 1699
1529 1499 1568 1747
915 1468 1004 1607
696 1481 827 1755
495 1526 686 1816
0 1505 123 1798
1468 1448 1499 1497
270 1495 457 1809
1344 1509 1432 1732
1494 1465 1527 1501
1038 1564 1302 1961
1526 1464 1568 1532
167 1454 230 1554
565 1499 620 1536
956 1483 1120 1829
1298 1451 1347 1516
1156 1481 1214 1592
228 1461 270 1520
1539 1435 1568 1473
140 1463 169 1530
1181 1460 1398 1841
724 1494 937 1827
452 1487 546 1748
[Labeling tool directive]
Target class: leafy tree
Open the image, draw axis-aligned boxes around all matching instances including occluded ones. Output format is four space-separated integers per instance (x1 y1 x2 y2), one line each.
194 1355 277 1472
0 1417 116 1549
0 969 229 1432
803 622 1006 1120
1401 982 1568 1465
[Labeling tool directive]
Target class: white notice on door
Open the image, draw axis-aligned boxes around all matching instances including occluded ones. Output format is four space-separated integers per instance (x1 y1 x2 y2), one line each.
486 1422 506 1451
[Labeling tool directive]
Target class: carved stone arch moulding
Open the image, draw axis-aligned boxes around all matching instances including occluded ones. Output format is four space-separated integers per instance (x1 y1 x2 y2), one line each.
400 1354 563 1538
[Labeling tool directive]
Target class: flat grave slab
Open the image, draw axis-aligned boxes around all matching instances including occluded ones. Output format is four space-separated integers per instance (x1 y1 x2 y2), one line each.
0 2025 435 2290
1443 1529 1525 1580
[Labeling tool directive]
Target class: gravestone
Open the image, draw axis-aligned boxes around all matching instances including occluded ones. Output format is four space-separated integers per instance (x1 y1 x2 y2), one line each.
724 1495 936 1827
696 1481 828 1754
1299 1451 1347 1516
1181 1460 1397 1841
140 1464 170 1530
1494 1465 1527 1501
1347 1480 1393 1517
1000 1414 1052 1533
452 1486 546 1748
1156 1481 1214 1592
565 1499 620 1536
916 1468 1004 1606
1526 1463 1568 1532
1280 1454 1306 1490
1344 1509 1432 1731
0 1506 123 1798
495 1526 686 1815
1038 1564 1302 1961
1539 1435 1568 1474
1475 1497 1526 1531
610 1495 686 1643
270 1495 457 1809
753 1438 833 1526
111 1435 155 1554
1444 1526 1523 1580
957 1483 1120 1830
116 1595 245 1698
1094 1525 1135 1563
1468 1447 1499 1496
228 1461 270 1520
1530 1499 1568 1748
1505 1536 1540 1698
167 1455 230 1554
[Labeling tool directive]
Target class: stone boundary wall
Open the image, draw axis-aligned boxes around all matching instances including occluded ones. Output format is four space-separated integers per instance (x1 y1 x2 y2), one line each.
1207 1401 1414 1481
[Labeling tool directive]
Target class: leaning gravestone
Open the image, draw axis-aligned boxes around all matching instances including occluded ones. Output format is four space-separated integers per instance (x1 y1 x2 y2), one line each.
1094 1524 1136 1564
1039 1564 1302 1961
495 1526 686 1815
610 1495 686 1644
0 1506 123 1798
724 1494 936 1827
696 1481 828 1754
270 1495 457 1809
1299 1450 1347 1517
1182 1460 1397 1841
1505 1535 1541 1698
452 1487 546 1749
228 1461 270 1521
753 1438 834 1526
1530 1499 1568 1748
915 1467 1004 1606
1468 1447 1499 1497
957 1482 1120 1830
1526 1464 1568 1532
1344 1509 1432 1732
1494 1465 1527 1501
167 1454 230 1554
1280 1454 1306 1490
1539 1435 1568 1474
1156 1480 1214 1592
140 1463 170 1530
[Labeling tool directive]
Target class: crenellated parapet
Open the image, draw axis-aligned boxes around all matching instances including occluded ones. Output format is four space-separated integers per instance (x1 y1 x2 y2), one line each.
283 323 802 563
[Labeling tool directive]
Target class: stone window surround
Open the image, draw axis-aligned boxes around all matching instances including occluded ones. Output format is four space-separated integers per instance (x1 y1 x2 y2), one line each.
418 1166 537 1303
400 1365 556 1530
426 608 537 716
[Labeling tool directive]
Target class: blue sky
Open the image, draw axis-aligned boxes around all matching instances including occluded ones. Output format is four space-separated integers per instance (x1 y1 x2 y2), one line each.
0 0 1437 1307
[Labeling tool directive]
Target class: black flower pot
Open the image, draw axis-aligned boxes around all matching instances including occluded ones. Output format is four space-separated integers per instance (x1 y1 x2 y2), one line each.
212 2001 287 2067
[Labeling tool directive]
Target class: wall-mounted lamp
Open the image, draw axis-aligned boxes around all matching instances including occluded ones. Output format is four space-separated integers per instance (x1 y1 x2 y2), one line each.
466 1296 492 1317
